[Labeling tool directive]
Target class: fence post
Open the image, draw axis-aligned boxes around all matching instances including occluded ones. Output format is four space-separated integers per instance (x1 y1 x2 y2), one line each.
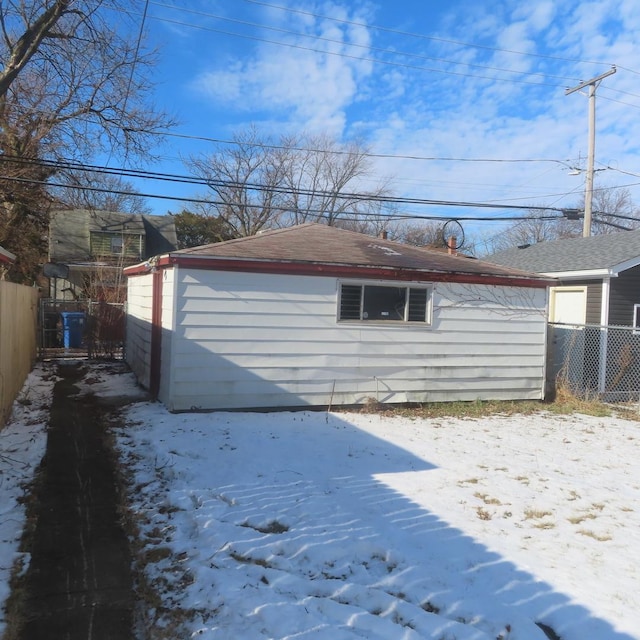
598 326 608 395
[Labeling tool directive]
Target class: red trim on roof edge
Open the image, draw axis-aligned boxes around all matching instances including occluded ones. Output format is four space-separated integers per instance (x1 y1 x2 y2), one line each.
0 248 16 264
124 255 550 288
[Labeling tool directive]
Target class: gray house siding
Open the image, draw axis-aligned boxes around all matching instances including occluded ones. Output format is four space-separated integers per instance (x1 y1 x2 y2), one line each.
609 265 640 326
585 282 603 324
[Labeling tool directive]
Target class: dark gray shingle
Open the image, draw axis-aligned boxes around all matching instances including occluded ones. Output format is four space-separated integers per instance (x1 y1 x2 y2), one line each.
486 230 640 274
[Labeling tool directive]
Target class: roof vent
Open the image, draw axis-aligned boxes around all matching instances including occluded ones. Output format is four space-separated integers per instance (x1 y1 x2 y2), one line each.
517 244 531 250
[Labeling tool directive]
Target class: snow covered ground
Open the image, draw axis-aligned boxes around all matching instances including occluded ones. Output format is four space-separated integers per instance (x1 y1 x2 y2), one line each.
0 365 56 637
2 362 640 639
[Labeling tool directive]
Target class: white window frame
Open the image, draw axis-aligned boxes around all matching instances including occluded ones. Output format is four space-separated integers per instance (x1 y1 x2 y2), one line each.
337 281 432 325
110 235 124 255
633 304 640 334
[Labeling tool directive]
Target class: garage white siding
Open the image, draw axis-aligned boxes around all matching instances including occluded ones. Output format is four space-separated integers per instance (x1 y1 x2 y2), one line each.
125 272 154 390
158 267 175 403
158 268 548 411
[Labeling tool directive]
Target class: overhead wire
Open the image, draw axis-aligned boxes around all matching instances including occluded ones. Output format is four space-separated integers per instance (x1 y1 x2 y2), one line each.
140 1 640 108
2 172 572 223
147 1 581 84
133 2 619 91
242 0 615 68
6 2 638 227
0 153 596 212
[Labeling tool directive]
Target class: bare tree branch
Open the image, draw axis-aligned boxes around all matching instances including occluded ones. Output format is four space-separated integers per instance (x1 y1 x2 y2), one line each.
0 0 175 282
0 0 71 98
187 129 394 237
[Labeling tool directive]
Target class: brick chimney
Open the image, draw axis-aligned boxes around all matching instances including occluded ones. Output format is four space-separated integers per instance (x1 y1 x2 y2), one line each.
447 236 457 255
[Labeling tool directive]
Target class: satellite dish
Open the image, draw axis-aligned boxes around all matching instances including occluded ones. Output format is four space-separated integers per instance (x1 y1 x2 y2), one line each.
43 262 69 279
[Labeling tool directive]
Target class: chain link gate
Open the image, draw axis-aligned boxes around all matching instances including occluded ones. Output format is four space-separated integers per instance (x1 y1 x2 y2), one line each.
39 298 125 361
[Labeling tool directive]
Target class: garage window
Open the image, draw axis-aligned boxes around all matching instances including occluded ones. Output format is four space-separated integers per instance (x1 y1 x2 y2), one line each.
339 283 431 323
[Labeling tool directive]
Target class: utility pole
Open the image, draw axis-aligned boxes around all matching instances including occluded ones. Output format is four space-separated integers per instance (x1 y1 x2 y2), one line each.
565 66 616 237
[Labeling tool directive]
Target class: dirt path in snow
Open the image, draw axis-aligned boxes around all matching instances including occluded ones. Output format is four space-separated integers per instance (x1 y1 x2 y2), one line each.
8 362 135 640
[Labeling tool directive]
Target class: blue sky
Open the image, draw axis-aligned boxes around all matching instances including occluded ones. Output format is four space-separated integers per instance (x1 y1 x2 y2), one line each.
123 0 640 247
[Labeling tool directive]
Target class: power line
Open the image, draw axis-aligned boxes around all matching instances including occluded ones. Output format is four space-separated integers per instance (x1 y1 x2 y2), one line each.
243 0 619 69
3 161 635 229
114 127 584 166
134 6 565 89
6 153 639 219
145 1 640 105
147 1 581 85
0 153 582 213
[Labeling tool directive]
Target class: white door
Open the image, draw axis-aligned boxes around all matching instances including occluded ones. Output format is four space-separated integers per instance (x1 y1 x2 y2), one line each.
549 286 587 325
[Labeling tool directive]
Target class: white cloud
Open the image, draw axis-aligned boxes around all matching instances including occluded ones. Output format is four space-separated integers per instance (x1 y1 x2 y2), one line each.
168 0 640 237
191 1 375 136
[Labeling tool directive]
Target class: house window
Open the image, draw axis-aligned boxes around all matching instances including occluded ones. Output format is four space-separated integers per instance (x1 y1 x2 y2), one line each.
111 235 124 254
338 283 431 323
90 231 144 259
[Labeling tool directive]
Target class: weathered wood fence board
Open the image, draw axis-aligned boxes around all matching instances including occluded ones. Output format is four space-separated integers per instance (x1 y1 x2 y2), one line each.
0 282 38 428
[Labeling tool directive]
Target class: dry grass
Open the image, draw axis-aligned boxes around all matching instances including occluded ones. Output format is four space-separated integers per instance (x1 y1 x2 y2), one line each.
357 381 624 422
568 513 597 525
474 492 502 505
577 529 612 542
524 508 553 520
532 521 556 530
476 507 493 521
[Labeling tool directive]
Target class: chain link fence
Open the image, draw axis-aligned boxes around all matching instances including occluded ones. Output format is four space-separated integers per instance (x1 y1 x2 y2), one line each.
548 322 640 403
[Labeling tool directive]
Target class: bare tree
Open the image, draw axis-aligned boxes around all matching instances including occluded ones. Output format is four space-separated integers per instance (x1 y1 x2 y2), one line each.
187 128 393 237
52 171 152 214
393 221 446 248
0 0 173 282
589 186 640 233
0 1 170 159
483 209 578 254
187 128 289 237
0 0 70 98
482 183 640 256
278 133 392 227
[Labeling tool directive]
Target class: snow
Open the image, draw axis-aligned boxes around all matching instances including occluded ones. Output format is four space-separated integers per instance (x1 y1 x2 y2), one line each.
2 362 640 639
0 364 57 635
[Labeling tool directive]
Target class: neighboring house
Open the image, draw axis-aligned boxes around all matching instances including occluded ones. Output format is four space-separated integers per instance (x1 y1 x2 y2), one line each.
124 223 552 411
48 209 177 300
487 230 640 328
487 231 640 398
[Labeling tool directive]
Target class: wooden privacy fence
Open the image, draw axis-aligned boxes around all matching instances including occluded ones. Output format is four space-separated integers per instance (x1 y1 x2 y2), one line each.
0 281 39 428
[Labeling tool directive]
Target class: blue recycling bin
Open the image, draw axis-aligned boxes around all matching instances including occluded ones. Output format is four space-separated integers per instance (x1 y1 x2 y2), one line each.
60 311 86 348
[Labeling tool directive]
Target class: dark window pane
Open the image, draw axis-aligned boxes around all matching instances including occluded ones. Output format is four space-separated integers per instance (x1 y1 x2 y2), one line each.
363 286 406 320
340 285 362 320
408 288 428 322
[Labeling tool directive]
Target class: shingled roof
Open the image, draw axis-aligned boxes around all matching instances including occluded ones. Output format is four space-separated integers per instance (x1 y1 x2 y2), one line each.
487 229 640 276
131 223 551 286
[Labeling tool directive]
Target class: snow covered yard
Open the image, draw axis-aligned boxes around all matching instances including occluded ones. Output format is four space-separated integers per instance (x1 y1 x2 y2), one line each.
117 397 640 640
2 363 640 640
0 365 56 637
